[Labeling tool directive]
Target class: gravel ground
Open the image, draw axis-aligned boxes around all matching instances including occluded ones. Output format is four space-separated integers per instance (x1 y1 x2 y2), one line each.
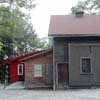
1 82 100 100
0 88 100 100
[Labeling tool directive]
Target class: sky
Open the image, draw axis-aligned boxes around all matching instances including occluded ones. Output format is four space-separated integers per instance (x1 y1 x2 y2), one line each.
31 0 80 38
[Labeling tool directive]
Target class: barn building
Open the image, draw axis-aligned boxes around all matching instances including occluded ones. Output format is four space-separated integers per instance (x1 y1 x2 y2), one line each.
48 12 100 90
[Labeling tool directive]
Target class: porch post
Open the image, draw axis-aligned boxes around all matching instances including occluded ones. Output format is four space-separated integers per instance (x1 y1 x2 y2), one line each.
53 52 56 91
53 65 56 91
53 39 56 91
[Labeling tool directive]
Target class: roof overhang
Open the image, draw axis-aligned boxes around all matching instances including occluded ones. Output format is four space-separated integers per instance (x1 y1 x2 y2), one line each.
48 33 100 37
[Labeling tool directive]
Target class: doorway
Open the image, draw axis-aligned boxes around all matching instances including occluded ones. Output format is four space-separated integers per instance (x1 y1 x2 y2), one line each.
57 63 69 89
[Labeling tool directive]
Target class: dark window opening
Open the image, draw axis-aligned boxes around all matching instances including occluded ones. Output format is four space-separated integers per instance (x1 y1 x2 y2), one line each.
81 58 91 73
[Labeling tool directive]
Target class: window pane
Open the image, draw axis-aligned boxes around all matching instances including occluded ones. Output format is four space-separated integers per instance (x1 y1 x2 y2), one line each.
34 64 42 77
19 66 22 74
81 58 91 73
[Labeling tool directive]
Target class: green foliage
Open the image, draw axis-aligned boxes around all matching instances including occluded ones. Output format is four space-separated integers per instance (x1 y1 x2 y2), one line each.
0 0 36 9
14 37 52 55
0 6 13 60
31 38 52 50
0 6 36 59
71 0 100 15
0 4 51 61
0 38 3 50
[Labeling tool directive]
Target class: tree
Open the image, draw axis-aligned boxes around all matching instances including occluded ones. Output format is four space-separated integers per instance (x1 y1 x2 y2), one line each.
30 38 52 50
0 0 36 9
0 5 36 84
0 6 36 59
0 6 14 59
0 1 37 84
71 0 100 15
0 5 52 60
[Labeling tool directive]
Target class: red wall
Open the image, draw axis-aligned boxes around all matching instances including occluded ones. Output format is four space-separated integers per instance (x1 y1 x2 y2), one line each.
10 61 25 83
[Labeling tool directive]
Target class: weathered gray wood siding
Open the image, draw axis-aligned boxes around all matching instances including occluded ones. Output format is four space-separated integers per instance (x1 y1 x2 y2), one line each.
69 43 100 86
53 37 68 89
53 38 68 63
92 45 100 85
53 37 100 89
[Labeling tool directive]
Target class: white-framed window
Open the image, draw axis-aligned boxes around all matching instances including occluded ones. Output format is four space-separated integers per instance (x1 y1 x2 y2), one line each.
34 64 42 77
80 57 91 74
18 64 23 75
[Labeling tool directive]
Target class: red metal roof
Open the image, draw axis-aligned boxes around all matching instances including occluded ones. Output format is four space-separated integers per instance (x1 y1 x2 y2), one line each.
48 15 100 36
2 50 52 65
21 50 52 61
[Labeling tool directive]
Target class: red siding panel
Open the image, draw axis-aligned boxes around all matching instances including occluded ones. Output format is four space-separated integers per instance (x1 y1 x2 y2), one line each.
10 61 25 83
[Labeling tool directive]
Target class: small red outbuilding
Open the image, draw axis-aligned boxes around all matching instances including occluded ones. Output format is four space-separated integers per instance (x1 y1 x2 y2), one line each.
3 51 43 83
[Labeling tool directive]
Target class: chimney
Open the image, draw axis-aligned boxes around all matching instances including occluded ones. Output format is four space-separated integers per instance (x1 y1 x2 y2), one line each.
75 11 84 17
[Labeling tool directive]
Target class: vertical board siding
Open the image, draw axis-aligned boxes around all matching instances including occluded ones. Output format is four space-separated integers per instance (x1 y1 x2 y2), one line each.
45 64 53 85
53 38 69 89
69 43 100 86
53 38 68 63
24 53 53 88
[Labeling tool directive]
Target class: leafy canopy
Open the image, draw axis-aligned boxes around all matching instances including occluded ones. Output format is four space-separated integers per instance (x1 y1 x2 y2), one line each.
0 0 36 9
71 0 100 15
